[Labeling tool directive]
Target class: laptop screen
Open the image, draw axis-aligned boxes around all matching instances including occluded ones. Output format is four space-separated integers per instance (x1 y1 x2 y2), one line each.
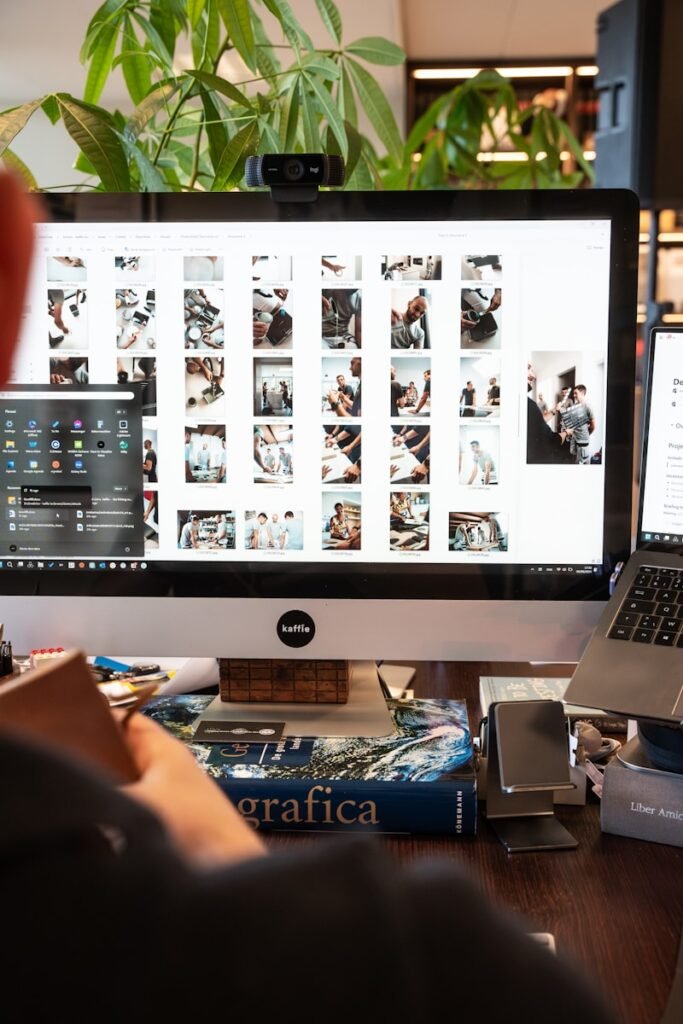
639 327 683 547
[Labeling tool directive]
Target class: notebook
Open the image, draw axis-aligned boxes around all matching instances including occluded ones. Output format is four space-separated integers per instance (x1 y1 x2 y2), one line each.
565 327 683 723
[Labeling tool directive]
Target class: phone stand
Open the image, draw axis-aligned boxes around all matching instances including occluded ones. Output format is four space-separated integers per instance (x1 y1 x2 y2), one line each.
485 700 578 853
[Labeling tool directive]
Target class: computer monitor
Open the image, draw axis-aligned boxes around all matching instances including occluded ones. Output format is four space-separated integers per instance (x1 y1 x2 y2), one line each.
0 190 637 661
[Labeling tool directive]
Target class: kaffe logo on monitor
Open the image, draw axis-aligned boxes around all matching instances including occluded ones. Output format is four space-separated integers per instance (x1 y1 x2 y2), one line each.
277 610 316 648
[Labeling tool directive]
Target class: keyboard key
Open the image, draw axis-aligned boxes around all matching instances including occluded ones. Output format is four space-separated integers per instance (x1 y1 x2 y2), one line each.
656 603 678 617
676 591 683 604
640 615 661 630
662 618 681 632
656 568 677 576
616 611 639 627
623 599 656 614
656 590 677 603
651 576 669 588
671 579 683 590
654 631 676 646
628 586 656 600
633 628 655 643
634 573 654 587
608 625 633 640
641 567 660 574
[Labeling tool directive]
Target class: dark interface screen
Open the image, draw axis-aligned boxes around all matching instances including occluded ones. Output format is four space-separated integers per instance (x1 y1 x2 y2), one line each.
1 385 144 560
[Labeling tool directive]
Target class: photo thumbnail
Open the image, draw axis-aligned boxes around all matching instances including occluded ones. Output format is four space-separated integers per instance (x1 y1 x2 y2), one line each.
254 424 293 483
321 355 361 417
382 255 442 281
461 286 502 349
322 492 361 550
321 287 362 349
49 357 89 384
254 357 293 417
390 288 431 349
321 255 361 281
449 511 508 552
185 356 224 418
390 424 430 484
389 491 430 551
461 255 502 282
390 358 430 417
118 356 157 415
115 254 155 277
46 256 87 282
184 255 224 282
144 491 159 550
322 424 361 484
252 255 291 281
116 288 156 350
459 425 499 486
459 355 501 418
178 509 235 550
142 429 158 485
253 287 293 348
245 510 303 550
527 353 604 465
48 288 88 349
185 424 226 483
184 287 224 349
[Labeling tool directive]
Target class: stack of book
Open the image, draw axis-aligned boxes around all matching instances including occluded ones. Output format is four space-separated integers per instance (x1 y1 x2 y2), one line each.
144 695 477 836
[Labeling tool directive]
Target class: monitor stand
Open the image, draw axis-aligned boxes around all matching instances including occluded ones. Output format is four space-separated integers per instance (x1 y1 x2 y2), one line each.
193 660 394 740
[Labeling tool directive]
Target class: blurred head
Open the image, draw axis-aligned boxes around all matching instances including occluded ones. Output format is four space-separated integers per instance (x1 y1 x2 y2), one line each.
0 175 37 383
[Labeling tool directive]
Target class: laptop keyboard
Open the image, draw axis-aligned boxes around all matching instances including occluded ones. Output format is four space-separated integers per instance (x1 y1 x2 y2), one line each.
608 565 683 646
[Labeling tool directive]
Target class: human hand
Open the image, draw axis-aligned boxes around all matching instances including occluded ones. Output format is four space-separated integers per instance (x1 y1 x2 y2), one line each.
322 296 332 314
412 463 428 483
390 463 400 477
390 308 402 326
344 464 360 482
253 320 269 344
487 288 502 312
273 288 288 301
322 464 332 480
121 713 267 868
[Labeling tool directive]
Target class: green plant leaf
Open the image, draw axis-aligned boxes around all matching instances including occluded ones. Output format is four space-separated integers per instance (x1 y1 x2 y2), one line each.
557 114 596 182
200 88 228 172
315 0 342 44
278 78 300 150
203 0 222 67
302 71 347 158
74 150 98 174
124 79 183 142
83 21 119 105
344 58 402 162
188 71 255 110
150 0 180 59
123 139 170 191
217 0 256 73
300 53 340 80
1 148 38 190
345 36 405 66
257 117 280 154
251 6 282 79
298 79 321 151
188 0 205 29
211 118 259 190
41 95 60 125
131 11 174 71
405 91 449 154
345 148 375 190
261 0 314 54
339 64 357 126
120 16 153 105
341 119 362 182
81 0 129 62
0 99 44 157
55 95 130 191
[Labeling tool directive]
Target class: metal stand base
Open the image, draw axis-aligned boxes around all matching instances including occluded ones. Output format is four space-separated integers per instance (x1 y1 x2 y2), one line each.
490 815 578 853
194 660 394 739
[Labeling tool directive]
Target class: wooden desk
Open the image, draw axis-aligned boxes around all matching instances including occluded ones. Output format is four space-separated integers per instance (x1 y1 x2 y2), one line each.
269 662 683 1024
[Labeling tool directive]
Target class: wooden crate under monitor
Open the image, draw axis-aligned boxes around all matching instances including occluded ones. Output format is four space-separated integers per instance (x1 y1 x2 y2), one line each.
219 659 350 704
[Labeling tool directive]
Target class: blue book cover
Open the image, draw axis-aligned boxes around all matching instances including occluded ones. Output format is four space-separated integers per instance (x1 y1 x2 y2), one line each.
143 696 477 836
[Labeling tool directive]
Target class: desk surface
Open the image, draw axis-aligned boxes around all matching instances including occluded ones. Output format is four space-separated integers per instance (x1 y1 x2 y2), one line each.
267 661 683 1024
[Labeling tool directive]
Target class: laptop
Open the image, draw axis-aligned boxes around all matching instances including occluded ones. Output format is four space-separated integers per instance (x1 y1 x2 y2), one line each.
565 327 683 724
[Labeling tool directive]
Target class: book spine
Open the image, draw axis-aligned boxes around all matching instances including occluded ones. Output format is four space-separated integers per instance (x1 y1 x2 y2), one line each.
601 763 683 847
211 776 477 836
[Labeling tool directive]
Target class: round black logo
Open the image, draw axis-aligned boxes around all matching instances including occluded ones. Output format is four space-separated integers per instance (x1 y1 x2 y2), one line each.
277 610 316 648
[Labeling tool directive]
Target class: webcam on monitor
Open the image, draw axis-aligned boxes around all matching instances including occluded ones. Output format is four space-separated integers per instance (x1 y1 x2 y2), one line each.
245 154 345 202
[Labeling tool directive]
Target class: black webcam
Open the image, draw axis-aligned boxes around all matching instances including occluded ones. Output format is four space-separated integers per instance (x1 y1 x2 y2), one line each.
245 154 345 202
